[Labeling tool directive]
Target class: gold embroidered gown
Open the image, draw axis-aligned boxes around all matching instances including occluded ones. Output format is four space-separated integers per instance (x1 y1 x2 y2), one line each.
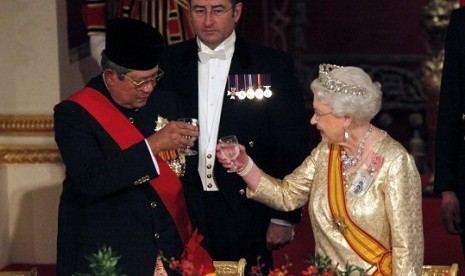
248 134 424 275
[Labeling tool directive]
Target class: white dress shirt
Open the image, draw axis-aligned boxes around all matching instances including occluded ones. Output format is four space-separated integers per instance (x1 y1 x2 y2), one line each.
196 32 293 227
197 31 236 191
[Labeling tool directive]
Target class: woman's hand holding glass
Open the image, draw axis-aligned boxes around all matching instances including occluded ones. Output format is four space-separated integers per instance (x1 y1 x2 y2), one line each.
218 135 240 172
216 136 249 173
216 140 261 192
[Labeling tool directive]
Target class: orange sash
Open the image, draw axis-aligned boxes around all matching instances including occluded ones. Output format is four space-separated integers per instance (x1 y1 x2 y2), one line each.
67 87 215 274
328 144 392 276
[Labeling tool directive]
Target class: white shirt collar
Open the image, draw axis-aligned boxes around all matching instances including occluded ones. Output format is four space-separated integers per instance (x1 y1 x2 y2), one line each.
196 31 236 56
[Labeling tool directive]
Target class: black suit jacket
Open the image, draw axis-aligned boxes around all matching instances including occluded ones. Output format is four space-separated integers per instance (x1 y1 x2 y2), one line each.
434 7 465 211
54 76 182 276
158 36 310 265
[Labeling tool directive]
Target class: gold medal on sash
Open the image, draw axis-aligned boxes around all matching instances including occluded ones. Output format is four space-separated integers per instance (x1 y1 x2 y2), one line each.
155 115 186 177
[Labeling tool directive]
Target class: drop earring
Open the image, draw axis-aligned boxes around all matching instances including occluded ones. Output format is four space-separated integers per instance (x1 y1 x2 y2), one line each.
344 128 350 141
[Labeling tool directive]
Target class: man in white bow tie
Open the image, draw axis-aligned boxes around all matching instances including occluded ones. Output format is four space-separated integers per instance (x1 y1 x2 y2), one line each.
157 0 311 273
197 49 227 63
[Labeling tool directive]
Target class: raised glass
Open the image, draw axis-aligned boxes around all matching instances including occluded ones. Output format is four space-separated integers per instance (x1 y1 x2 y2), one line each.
218 135 240 173
178 118 199 156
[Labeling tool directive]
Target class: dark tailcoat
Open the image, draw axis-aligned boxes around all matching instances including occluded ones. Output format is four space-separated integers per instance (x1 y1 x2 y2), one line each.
54 76 182 275
434 7 465 251
158 36 311 270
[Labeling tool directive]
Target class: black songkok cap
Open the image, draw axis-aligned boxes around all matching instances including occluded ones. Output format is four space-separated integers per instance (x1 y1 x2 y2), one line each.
105 18 164 70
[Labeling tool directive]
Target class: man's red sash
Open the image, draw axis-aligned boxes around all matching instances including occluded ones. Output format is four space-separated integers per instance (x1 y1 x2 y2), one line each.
67 87 214 274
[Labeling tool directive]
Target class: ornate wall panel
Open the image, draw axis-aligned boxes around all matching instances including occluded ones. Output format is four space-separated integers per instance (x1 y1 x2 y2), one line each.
285 0 459 175
0 115 60 164
0 115 54 134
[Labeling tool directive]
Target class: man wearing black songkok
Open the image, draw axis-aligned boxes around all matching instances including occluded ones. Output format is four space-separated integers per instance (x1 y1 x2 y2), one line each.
54 18 204 275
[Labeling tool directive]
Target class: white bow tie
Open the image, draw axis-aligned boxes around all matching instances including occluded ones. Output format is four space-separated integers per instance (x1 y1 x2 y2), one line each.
198 50 226 63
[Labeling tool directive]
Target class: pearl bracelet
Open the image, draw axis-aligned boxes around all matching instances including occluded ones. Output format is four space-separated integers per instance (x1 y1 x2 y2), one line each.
237 156 254 177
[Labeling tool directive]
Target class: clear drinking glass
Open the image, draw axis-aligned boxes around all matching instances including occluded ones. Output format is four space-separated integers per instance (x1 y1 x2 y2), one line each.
178 118 199 156
218 135 240 173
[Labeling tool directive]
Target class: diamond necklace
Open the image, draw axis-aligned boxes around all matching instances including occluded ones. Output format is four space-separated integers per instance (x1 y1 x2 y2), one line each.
340 124 373 172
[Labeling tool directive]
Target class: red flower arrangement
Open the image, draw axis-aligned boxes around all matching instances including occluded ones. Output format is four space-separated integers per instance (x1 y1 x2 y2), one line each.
249 254 371 276
75 246 374 276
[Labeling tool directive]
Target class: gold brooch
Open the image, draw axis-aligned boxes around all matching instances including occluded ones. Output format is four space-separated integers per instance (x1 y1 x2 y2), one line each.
333 216 348 233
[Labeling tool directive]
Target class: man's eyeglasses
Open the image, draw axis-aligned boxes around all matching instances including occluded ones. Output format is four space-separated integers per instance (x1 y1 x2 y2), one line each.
123 69 164 89
313 110 332 120
190 7 233 18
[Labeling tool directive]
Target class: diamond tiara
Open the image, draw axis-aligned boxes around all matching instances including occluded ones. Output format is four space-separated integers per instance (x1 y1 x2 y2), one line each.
318 64 367 96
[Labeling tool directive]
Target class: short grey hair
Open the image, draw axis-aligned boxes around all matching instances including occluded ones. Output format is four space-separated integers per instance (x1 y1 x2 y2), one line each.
100 50 132 80
310 66 382 125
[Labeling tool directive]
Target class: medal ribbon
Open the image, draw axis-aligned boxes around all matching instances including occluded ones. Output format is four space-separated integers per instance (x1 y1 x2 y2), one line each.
328 144 392 276
67 87 215 274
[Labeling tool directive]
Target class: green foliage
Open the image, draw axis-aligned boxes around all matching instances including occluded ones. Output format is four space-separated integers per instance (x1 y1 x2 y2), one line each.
73 246 125 276
308 254 333 274
306 253 373 276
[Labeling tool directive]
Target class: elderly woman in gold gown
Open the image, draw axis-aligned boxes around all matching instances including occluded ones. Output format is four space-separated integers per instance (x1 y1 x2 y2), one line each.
217 64 424 275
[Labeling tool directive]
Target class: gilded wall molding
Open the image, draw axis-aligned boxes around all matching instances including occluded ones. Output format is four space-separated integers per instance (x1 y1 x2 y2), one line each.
0 114 54 135
0 145 61 164
0 114 60 164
